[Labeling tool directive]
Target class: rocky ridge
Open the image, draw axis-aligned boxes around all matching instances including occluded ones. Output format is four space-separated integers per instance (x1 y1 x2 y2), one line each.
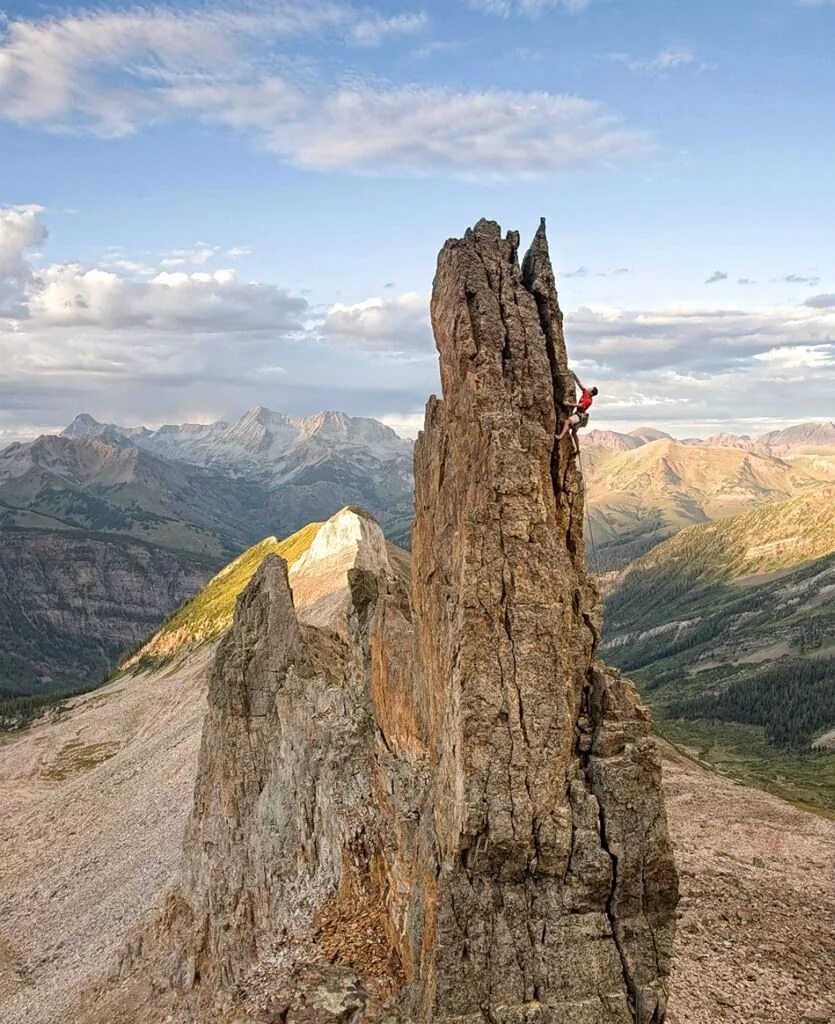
586 422 835 455
0 409 415 694
82 220 678 1023
60 406 412 486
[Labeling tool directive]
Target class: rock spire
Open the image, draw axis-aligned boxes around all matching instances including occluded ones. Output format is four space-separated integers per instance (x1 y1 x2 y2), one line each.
89 222 677 1024
402 218 678 1021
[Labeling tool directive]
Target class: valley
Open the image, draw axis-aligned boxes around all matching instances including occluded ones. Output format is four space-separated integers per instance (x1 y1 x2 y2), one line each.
601 488 835 810
0 407 414 700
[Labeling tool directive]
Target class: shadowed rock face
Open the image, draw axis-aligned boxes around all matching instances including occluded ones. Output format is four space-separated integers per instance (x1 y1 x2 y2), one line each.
90 221 676 1024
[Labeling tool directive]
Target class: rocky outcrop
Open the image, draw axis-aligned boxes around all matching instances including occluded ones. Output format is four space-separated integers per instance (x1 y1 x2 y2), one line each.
91 220 676 1024
289 505 392 637
400 219 677 1022
85 508 414 1023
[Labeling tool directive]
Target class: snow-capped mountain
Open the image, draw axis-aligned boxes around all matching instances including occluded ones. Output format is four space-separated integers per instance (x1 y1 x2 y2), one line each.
61 406 413 486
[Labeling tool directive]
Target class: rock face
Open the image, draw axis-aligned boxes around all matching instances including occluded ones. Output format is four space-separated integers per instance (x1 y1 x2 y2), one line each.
402 219 677 1021
92 220 677 1024
289 505 392 637
0 530 214 693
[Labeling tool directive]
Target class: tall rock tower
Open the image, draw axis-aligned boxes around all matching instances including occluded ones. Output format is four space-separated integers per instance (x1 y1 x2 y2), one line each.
404 218 678 1022
89 220 677 1024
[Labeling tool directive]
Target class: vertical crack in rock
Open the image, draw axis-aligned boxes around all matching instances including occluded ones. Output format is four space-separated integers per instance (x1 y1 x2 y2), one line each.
405 218 678 1022
88 224 677 1024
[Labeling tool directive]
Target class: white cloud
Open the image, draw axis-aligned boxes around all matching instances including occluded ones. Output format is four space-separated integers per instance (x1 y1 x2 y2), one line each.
349 12 428 46
0 206 48 315
323 292 431 350
0 4 348 136
565 302 835 429
468 0 593 15
754 344 835 369
783 273 820 286
106 258 157 276
28 264 307 333
0 5 649 178
705 270 728 284
0 205 439 435
255 85 650 176
568 302 835 377
159 245 221 268
607 47 700 76
563 265 630 279
380 411 426 438
9 207 832 441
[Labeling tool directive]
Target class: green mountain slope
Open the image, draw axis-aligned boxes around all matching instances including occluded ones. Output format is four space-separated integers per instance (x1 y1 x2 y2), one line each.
605 487 835 633
583 439 835 571
602 489 835 811
125 522 323 668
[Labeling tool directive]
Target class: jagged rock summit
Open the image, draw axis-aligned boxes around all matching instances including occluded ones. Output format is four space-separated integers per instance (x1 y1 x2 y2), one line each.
88 219 677 1024
406 218 678 1021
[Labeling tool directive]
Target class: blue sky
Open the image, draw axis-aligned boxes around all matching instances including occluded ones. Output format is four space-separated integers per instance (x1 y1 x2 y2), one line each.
1 0 834 440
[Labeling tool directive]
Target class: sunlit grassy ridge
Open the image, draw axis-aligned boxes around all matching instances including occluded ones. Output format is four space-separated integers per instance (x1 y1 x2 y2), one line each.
607 487 835 633
602 489 835 810
123 521 322 668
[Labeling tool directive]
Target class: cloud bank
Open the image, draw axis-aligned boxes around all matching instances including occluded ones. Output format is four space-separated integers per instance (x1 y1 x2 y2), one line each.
0 3 648 178
2 207 833 441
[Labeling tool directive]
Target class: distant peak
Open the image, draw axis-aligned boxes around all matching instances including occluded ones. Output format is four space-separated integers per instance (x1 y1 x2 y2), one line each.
241 405 272 422
237 405 298 428
628 425 672 440
305 410 349 427
61 412 105 438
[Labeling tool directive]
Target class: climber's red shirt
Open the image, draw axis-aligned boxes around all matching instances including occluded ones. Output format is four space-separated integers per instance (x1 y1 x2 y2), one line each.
577 388 594 413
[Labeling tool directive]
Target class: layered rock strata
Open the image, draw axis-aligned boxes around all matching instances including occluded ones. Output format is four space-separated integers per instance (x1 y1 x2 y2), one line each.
92 221 677 1024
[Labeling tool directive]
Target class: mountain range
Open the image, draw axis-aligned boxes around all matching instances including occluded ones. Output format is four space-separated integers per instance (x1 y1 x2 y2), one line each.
602 487 835 808
0 407 413 695
583 424 835 571
62 406 413 490
585 420 835 455
2 409 833 698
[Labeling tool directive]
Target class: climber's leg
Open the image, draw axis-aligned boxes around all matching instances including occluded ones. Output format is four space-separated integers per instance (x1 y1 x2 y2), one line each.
558 412 580 441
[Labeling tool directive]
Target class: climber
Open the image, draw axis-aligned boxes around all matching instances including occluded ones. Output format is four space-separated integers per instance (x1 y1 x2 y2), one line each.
557 371 598 451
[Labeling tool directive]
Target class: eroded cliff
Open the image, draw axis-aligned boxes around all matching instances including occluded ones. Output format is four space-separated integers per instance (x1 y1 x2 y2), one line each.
89 220 677 1024
401 218 677 1022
